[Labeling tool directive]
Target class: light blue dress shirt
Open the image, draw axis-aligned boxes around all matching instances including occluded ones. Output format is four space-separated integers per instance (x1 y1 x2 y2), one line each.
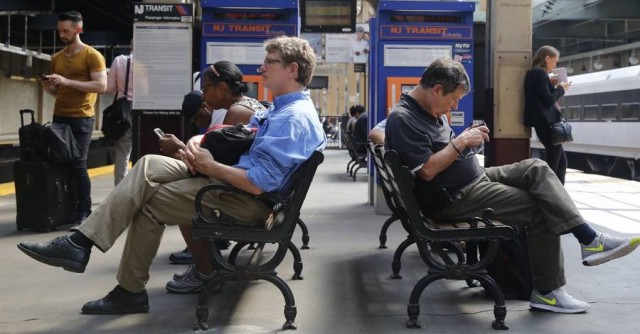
235 90 326 193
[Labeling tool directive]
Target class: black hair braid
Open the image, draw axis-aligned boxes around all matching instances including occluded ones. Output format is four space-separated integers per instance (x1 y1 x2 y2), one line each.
230 80 249 95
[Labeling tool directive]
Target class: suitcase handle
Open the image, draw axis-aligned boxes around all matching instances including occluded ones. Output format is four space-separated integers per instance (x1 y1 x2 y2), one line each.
19 109 36 128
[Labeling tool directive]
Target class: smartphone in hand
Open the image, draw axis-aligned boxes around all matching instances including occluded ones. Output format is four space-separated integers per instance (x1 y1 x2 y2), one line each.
154 128 165 138
40 74 49 81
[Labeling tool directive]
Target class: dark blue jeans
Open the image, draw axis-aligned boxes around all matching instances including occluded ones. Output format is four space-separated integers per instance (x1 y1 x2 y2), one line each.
53 116 95 213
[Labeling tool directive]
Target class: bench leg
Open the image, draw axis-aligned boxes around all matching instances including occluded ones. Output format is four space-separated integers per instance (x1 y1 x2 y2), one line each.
347 159 356 173
379 213 399 249
468 273 509 330
296 218 310 249
391 237 415 279
194 274 231 331
287 241 304 280
406 272 445 328
258 273 298 330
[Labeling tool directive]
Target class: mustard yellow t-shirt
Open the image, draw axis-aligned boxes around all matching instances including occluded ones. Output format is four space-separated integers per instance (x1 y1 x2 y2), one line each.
51 45 106 118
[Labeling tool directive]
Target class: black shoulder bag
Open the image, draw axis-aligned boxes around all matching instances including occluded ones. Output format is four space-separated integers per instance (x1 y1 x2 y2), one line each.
547 103 573 146
101 57 132 140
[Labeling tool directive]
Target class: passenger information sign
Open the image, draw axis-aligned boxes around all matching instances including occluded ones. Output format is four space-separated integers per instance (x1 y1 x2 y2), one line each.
132 3 193 110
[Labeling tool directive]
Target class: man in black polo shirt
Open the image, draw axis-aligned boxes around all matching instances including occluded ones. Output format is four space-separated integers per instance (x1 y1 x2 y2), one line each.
385 57 640 314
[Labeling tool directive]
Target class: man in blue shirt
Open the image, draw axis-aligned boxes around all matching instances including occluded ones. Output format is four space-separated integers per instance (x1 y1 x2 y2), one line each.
17 36 326 315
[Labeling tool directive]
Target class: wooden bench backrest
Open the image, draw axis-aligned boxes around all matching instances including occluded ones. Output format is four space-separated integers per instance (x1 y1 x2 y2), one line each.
192 151 324 243
277 150 325 231
367 142 400 214
380 149 430 236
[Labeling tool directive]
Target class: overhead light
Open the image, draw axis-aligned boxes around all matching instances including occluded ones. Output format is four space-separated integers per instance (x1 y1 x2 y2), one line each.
566 61 574 74
593 55 604 70
629 50 639 65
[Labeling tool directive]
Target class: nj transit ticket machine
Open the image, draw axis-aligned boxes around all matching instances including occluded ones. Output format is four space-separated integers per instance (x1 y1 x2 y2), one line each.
200 0 299 101
368 1 475 212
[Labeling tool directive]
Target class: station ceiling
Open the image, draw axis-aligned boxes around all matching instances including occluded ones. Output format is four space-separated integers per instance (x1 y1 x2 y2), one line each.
531 0 640 56
1 0 638 60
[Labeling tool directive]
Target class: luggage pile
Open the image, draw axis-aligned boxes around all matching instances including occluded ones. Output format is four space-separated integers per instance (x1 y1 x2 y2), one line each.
14 109 79 231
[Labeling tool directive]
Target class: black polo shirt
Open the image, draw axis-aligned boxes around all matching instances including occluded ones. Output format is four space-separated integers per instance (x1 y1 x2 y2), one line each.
385 93 483 213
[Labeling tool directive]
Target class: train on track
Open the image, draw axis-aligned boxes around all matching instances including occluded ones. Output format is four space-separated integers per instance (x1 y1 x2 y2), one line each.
530 65 640 180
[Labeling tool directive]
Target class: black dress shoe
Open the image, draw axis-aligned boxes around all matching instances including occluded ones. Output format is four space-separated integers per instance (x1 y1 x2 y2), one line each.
169 247 193 265
82 285 149 314
17 236 90 273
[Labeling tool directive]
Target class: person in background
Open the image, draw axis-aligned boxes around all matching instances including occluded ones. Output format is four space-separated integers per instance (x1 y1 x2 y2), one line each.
368 118 386 145
160 61 266 294
352 107 368 153
385 57 640 315
106 40 133 186
524 45 572 184
40 11 107 227
347 104 364 133
17 36 326 315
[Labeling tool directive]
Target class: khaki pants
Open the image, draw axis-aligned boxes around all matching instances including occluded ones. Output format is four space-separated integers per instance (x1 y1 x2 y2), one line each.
432 158 584 292
78 154 271 292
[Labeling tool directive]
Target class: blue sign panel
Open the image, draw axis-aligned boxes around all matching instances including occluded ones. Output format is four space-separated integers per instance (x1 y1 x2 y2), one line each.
379 25 472 40
369 1 475 136
202 23 296 38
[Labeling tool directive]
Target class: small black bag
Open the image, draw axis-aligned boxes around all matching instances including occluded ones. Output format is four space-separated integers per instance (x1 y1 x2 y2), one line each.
43 123 80 163
549 120 573 146
201 124 255 166
101 57 131 140
483 228 533 301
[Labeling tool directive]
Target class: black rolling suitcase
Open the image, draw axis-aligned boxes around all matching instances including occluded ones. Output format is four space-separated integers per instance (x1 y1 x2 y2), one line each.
14 161 72 231
15 109 72 231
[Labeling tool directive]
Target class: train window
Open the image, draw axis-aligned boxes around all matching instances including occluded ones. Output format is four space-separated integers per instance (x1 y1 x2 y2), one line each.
601 104 617 120
583 105 599 120
565 106 582 121
619 103 640 120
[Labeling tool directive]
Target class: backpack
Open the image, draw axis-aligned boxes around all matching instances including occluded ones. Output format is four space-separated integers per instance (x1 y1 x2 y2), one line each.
476 228 533 301
200 124 256 166
18 109 79 163
42 123 80 164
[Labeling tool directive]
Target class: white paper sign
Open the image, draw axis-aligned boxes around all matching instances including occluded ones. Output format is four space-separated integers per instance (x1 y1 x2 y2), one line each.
325 34 352 63
133 23 192 110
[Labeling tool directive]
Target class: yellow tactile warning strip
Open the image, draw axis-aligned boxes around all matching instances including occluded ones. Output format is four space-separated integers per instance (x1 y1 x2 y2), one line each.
0 164 115 197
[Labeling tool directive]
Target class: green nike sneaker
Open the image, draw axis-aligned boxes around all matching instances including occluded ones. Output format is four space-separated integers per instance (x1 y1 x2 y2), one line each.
530 289 590 314
581 232 640 266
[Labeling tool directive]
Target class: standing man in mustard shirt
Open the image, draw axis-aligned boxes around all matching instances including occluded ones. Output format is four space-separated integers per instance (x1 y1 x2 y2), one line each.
41 11 107 227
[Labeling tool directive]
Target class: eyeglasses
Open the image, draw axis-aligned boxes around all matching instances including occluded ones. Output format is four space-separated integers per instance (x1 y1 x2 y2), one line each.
263 58 283 66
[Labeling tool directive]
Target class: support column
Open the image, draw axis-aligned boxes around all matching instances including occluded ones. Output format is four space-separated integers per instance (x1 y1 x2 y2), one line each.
485 0 532 166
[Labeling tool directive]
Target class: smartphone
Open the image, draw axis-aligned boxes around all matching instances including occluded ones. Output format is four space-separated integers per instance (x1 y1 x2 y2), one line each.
40 74 49 81
153 128 165 138
472 121 486 128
